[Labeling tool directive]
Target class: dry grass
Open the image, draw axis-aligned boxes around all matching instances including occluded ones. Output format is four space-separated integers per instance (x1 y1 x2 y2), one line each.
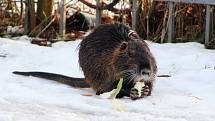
136 1 212 43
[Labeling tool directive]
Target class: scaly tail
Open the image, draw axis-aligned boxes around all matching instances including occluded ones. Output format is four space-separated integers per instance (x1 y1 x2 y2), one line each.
13 71 90 88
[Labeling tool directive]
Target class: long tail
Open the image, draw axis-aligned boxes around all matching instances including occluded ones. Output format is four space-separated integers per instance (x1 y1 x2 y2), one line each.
13 71 90 88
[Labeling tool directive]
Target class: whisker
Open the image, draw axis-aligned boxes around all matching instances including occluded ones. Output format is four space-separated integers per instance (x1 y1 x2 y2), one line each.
124 70 137 88
115 69 135 77
115 69 140 89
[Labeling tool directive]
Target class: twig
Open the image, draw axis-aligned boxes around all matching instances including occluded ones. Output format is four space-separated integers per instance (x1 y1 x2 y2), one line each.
28 15 53 36
36 16 56 38
157 75 171 77
188 95 202 100
160 10 168 43
0 54 7 58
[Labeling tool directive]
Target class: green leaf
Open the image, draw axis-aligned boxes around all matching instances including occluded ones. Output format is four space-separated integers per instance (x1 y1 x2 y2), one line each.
110 78 123 99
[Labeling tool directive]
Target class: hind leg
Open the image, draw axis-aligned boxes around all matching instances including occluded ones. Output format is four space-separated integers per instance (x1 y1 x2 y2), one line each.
96 81 131 98
95 82 115 95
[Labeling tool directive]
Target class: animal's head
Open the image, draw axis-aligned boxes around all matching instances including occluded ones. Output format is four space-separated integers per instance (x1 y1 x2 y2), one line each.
112 25 156 87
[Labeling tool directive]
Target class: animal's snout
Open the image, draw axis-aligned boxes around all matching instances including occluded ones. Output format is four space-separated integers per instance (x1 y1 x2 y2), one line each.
141 69 151 76
134 69 151 83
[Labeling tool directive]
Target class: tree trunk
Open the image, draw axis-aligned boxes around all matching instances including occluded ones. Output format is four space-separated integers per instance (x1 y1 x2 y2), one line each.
37 0 54 23
20 0 24 23
29 0 36 32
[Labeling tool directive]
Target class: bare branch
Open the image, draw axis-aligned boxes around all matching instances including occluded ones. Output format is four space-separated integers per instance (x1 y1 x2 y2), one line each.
102 0 120 10
78 0 130 14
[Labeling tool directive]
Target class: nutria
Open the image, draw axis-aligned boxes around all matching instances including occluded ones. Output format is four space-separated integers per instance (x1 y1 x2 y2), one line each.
13 23 157 100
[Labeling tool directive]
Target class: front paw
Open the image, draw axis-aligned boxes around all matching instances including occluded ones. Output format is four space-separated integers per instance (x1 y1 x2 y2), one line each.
141 85 151 97
130 88 140 100
130 85 151 100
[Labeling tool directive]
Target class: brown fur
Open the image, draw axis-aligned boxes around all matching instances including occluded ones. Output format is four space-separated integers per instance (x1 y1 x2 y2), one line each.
79 23 157 99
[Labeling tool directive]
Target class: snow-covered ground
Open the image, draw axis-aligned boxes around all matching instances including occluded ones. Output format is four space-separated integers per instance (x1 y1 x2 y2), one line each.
0 36 215 121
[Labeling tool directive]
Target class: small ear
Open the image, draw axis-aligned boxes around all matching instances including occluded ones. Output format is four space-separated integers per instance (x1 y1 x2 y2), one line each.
119 42 128 52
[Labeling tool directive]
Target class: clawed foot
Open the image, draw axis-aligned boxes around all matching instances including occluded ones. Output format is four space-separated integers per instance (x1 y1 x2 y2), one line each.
96 81 152 100
130 87 139 100
130 84 151 100
141 85 151 97
96 83 115 95
96 90 103 95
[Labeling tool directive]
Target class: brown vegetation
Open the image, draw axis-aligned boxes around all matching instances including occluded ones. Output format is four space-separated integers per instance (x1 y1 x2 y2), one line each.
0 0 23 35
0 0 214 48
136 1 209 43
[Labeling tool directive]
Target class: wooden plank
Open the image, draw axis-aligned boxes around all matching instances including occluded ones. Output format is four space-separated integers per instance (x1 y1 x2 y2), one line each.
59 0 66 38
154 0 215 5
95 0 102 27
205 5 211 46
132 0 137 30
167 1 174 43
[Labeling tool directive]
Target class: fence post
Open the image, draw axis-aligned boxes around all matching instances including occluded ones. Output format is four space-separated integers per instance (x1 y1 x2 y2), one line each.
205 4 211 46
59 0 66 38
95 0 102 27
132 0 137 31
167 1 174 43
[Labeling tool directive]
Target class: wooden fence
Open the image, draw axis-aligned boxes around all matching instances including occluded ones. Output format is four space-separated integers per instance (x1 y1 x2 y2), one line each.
9 0 215 47
154 0 214 47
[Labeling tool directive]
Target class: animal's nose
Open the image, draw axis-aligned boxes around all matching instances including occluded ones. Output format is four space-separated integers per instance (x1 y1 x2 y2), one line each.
141 69 151 76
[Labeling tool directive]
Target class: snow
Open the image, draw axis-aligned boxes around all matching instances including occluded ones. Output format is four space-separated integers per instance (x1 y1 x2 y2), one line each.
0 36 215 121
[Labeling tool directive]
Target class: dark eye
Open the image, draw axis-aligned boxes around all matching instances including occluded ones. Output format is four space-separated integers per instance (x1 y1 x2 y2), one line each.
120 42 128 51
